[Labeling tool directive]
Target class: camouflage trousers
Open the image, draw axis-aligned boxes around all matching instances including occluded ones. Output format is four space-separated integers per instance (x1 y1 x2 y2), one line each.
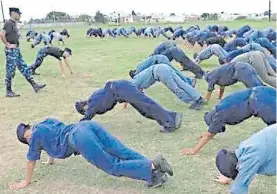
5 47 32 88
28 47 47 71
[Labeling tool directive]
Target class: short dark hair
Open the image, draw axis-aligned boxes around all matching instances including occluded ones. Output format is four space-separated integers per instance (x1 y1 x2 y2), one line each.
16 123 31 145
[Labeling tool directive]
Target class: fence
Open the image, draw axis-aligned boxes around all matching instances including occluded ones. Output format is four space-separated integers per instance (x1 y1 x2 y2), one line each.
21 22 87 29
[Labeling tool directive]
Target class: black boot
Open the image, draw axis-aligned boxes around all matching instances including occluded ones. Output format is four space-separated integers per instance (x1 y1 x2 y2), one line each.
6 86 20 98
28 78 46 93
147 170 168 188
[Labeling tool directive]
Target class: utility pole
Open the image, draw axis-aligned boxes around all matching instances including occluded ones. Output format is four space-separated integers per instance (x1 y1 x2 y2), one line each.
0 0 5 22
269 0 271 22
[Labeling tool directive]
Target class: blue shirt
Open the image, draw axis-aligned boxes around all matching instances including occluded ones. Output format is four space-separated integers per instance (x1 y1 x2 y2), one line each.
27 118 75 161
224 38 247 52
230 124 276 194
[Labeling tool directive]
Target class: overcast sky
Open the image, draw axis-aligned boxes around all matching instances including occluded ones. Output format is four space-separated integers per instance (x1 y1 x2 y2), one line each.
1 0 276 21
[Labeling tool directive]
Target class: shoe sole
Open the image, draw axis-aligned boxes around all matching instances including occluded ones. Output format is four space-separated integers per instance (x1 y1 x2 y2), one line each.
175 113 183 129
158 155 174 176
147 174 168 188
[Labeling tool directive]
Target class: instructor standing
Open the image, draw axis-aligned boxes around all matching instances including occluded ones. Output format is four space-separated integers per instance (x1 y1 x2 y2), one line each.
0 8 45 97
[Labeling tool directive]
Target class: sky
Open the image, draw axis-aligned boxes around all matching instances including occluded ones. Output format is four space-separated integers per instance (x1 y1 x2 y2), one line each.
1 0 276 21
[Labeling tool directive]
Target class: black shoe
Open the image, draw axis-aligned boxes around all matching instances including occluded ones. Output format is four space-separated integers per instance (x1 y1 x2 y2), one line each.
147 170 168 188
189 97 205 110
153 155 173 176
191 78 197 88
6 90 20 98
160 112 183 133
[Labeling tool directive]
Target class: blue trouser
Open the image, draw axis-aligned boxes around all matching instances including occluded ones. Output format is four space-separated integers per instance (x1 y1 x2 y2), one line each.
237 25 251 37
227 43 277 70
154 29 170 39
69 121 152 182
172 29 185 40
29 47 48 71
223 30 237 38
241 43 277 70
136 55 193 85
153 41 176 54
162 47 205 77
255 38 276 58
83 80 177 129
5 48 32 88
247 30 265 42
197 44 228 62
204 86 276 133
32 37 42 47
233 62 264 88
248 86 276 125
153 65 200 103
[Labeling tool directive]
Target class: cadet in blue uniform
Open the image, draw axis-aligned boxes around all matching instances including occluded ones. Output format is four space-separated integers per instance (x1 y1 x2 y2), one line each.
10 118 174 190
215 124 276 194
0 7 46 97
237 25 251 38
31 33 51 48
132 64 204 110
153 41 205 78
223 38 247 52
75 80 183 133
28 46 73 77
204 62 264 101
181 86 276 155
205 36 226 47
129 55 194 85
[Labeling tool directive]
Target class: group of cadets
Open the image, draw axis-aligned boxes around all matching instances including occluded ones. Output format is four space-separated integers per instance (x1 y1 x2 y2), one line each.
1 7 276 194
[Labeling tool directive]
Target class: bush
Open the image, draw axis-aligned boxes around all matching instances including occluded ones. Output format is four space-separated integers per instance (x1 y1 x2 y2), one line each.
235 16 247 20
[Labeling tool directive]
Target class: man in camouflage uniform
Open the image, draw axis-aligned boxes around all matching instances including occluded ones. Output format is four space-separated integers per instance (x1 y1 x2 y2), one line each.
0 7 46 97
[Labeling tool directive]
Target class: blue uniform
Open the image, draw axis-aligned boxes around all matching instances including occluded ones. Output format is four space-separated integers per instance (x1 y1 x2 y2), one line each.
172 29 186 40
158 46 205 78
230 124 276 194
255 38 276 58
27 118 152 182
153 41 176 55
132 64 201 104
204 86 276 134
223 38 247 52
80 80 180 131
205 62 263 91
237 25 251 38
135 55 193 85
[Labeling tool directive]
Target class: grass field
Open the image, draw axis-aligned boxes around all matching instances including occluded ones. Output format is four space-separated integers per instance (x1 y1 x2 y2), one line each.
0 20 276 194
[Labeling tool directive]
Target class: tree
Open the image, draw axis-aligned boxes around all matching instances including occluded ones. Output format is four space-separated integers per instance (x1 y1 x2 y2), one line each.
45 11 71 21
132 10 136 16
170 13 176 16
201 13 210 20
78 14 93 22
94 10 107 23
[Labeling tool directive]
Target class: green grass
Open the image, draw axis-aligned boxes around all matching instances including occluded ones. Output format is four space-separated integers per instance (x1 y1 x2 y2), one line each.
0 20 276 194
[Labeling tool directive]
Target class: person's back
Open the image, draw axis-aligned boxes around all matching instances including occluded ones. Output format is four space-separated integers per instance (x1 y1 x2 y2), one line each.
28 118 75 160
236 124 276 176
132 66 156 89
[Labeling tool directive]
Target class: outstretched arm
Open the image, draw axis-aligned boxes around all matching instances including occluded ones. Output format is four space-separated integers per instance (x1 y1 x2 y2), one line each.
181 131 216 155
218 86 225 100
64 58 73 74
205 91 213 101
10 160 36 190
58 60 66 78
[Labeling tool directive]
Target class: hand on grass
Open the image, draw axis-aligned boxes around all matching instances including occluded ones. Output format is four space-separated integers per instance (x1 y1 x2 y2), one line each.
180 148 196 155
